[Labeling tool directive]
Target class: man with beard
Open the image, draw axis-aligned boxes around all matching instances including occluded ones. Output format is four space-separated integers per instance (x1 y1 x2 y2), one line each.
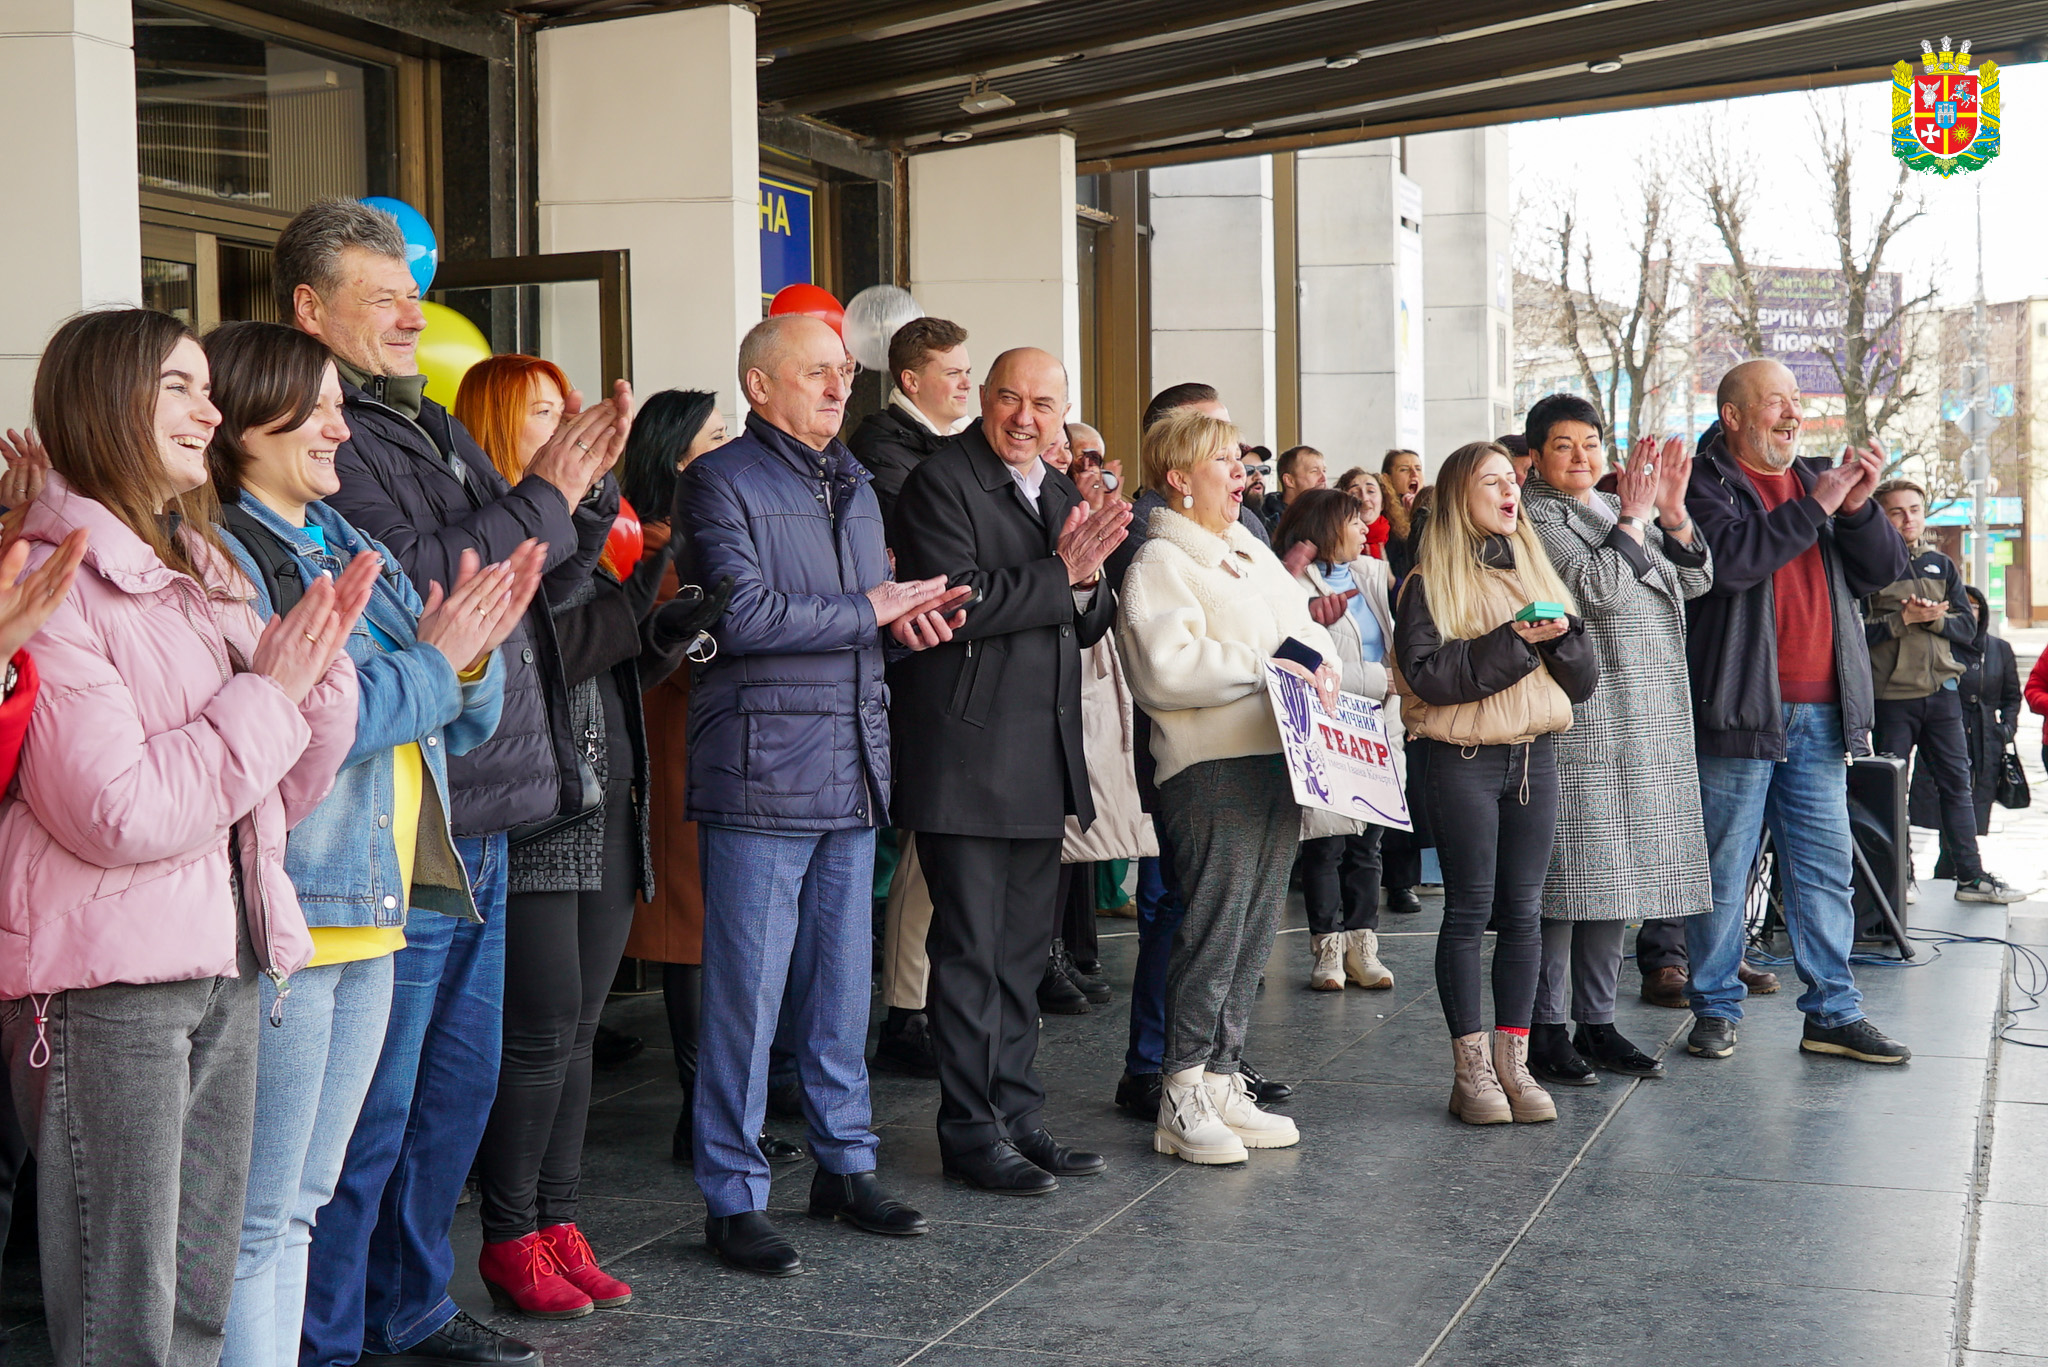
1680 359 1911 1066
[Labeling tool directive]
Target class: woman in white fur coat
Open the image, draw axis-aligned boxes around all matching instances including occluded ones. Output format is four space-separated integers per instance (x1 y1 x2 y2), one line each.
1117 409 1338 1167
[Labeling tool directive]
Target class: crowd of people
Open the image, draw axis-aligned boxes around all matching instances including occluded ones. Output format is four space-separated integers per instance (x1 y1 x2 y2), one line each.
0 194 2039 1367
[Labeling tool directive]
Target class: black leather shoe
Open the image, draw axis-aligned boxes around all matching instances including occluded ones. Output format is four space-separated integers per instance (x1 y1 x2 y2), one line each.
807 1169 929 1235
1013 1126 1107 1176
942 1139 1059 1195
1037 953 1092 1015
1114 1070 1162 1120
1054 940 1111 1005
705 1211 803 1276
1528 1022 1597 1086
1686 1016 1737 1059
1239 1059 1293 1104
759 1131 806 1164
591 1023 643 1071
1387 886 1422 915
1574 1022 1665 1078
765 1078 806 1121
873 1011 940 1079
1800 1016 1911 1065
359 1310 538 1365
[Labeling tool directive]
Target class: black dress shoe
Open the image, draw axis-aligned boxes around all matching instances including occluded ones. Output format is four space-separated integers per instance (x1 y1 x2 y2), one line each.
1575 1022 1665 1078
359 1310 538 1365
1528 1022 1597 1086
759 1131 806 1164
1013 1126 1107 1176
591 1023 644 1071
1114 1070 1162 1120
1238 1059 1293 1104
942 1139 1059 1195
1054 940 1112 1005
873 1011 941 1079
705 1211 804 1276
765 1078 806 1121
807 1169 929 1235
1036 954 1092 1015
1387 886 1422 915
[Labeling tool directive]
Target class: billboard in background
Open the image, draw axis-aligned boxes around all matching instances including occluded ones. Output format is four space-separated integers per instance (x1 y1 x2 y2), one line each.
1694 264 1902 397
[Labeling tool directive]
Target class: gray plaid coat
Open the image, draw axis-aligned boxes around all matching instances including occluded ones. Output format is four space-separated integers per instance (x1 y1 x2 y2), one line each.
1525 478 1714 921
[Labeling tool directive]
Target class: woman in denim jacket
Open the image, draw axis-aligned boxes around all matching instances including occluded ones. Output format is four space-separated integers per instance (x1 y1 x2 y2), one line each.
203 322 544 1367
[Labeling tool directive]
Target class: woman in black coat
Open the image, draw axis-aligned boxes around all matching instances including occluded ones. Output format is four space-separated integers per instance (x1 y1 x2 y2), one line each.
1913 586 2022 876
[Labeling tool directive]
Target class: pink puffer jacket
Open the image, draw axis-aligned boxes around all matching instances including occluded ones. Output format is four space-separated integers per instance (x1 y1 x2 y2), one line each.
0 474 357 1002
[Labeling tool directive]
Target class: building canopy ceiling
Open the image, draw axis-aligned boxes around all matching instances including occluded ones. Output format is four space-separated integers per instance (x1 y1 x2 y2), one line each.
484 0 2045 168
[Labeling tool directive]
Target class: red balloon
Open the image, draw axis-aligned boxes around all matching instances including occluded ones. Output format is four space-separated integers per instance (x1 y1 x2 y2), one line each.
606 497 644 575
768 283 845 337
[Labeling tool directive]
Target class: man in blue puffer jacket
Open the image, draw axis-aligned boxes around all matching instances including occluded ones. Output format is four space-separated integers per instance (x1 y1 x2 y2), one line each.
680 314 967 1277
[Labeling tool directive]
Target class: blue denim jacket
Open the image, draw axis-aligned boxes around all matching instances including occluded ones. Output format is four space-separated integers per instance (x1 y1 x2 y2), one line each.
222 495 506 927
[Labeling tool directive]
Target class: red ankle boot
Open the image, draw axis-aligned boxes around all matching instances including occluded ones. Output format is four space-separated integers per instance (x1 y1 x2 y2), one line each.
478 1231 594 1319
538 1222 633 1307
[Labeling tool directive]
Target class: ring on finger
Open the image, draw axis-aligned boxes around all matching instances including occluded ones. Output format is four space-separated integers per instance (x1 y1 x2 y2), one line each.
575 440 593 452
303 630 319 644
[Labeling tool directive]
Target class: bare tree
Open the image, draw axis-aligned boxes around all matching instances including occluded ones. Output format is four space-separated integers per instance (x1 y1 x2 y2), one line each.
1687 113 1771 358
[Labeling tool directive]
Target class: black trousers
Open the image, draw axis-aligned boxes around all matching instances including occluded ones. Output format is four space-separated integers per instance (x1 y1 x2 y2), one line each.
1297 828 1384 935
920 833 1061 1156
1416 737 1559 1037
477 783 639 1242
1635 917 1689 973
1380 826 1422 891
1874 689 1983 882
1058 861 1099 966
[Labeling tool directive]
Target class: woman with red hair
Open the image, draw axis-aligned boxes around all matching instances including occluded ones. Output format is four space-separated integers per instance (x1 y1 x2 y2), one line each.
453 356 725 1317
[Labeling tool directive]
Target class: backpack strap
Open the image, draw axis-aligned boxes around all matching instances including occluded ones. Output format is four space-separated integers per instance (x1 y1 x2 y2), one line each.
219 504 306 617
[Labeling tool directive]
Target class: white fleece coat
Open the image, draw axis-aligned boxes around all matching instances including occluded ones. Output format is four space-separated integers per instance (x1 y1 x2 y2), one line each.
1118 506 1336 786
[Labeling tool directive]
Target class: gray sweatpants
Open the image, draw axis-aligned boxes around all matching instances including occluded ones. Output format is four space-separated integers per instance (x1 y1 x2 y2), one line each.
1533 918 1627 1026
3 936 260 1367
1159 754 1300 1077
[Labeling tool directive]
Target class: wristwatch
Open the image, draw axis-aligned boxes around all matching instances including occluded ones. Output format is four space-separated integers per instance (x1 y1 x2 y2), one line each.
2 661 15 701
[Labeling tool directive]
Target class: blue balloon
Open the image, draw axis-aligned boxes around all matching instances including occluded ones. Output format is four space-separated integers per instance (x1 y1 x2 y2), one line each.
359 196 438 294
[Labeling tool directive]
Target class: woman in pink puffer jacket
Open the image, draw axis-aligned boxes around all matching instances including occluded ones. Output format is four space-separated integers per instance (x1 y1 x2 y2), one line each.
0 309 371 1367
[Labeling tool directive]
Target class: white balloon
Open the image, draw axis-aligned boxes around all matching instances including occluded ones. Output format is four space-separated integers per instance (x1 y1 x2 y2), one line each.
843 285 925 373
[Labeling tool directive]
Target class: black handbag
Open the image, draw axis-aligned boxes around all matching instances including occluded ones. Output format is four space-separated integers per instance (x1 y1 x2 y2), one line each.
508 721 604 848
1995 744 2030 810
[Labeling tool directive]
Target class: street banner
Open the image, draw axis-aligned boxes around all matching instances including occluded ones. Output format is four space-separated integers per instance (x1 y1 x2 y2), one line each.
1266 664 1412 832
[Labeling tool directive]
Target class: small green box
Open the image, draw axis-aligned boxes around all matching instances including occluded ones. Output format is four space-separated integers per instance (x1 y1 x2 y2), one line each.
1515 601 1567 623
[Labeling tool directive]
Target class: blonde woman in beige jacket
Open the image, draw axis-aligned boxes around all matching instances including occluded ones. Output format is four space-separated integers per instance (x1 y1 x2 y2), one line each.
1390 442 1598 1127
1118 410 1338 1166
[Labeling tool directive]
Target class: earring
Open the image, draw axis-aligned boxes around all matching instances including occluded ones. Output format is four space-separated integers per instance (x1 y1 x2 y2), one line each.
1182 494 1194 509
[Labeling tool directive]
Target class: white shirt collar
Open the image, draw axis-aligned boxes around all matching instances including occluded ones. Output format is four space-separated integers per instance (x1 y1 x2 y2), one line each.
1008 455 1047 504
890 389 971 437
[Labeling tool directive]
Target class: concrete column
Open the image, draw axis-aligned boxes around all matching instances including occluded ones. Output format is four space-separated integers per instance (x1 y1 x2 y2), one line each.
909 133 1080 413
1295 142 1424 471
1408 127 1514 450
1148 157 1277 447
0 0 141 419
537 6 759 418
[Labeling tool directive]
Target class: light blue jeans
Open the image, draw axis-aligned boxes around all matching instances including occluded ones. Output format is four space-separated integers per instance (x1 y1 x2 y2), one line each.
222 954 395 1367
1689 703 1865 1028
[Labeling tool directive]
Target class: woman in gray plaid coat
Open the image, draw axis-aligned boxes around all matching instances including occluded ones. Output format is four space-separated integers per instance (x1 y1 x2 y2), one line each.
1521 395 1714 1087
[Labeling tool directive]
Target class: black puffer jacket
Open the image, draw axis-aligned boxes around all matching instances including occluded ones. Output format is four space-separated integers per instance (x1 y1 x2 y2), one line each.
1682 432 1908 761
849 402 947 546
327 376 615 836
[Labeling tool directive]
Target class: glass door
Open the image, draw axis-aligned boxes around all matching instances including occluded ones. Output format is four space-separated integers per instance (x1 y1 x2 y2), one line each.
432 251 634 394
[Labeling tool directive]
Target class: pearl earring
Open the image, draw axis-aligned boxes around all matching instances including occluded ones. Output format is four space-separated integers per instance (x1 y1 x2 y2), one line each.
1182 494 1194 509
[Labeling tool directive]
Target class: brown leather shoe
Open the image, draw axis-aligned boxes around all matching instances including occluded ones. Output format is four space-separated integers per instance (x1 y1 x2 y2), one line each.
1640 965 1689 1009
1737 961 1781 995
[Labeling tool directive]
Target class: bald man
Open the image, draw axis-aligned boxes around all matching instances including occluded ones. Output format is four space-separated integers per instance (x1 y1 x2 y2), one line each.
1681 358 1911 1066
891 348 1132 1193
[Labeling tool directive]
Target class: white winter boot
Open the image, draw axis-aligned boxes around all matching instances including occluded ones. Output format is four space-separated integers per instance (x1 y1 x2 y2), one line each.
1154 1067 1249 1164
1203 1070 1300 1149
1343 929 1394 990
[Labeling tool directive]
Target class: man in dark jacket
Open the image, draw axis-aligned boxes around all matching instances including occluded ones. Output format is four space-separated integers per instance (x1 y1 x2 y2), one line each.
848 316 974 545
1259 443 1327 531
278 197 627 1367
681 315 964 1276
892 347 1132 1194
1681 358 1912 1069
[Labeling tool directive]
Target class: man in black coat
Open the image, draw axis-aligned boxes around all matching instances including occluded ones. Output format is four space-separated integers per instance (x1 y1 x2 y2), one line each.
891 348 1133 1194
849 316 974 546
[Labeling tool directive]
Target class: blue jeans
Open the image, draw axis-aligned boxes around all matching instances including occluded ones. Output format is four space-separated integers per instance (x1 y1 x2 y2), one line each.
1689 704 1863 1028
1124 832 1185 1077
694 825 879 1217
225 956 395 1367
301 835 508 1365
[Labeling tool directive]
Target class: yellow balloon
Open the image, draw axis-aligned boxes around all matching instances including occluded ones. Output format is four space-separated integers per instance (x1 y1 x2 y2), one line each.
416 301 492 408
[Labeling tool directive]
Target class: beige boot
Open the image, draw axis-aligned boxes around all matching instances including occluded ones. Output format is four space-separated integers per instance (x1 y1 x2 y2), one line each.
1449 1032 1512 1125
1154 1067 1249 1164
1308 934 1345 991
1343 929 1393 990
1492 1030 1558 1123
1203 1071 1299 1149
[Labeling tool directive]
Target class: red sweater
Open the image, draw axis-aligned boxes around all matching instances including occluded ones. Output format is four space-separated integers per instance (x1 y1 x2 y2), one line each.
1743 465 1838 704
2026 649 2048 717
0 650 36 795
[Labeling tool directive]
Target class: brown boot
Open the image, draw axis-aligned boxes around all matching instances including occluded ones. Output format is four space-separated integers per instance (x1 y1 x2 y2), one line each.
1491 1031 1558 1123
1737 961 1781 994
1449 1032 1512 1125
1640 965 1689 1009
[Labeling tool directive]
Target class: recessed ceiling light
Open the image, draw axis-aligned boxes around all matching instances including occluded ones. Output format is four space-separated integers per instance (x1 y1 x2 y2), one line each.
1587 57 1623 73
1325 55 1360 69
1223 126 1255 139
756 54 775 68
940 130 974 143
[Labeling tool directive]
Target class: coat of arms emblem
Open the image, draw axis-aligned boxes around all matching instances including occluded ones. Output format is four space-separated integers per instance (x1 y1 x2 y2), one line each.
1893 37 2000 177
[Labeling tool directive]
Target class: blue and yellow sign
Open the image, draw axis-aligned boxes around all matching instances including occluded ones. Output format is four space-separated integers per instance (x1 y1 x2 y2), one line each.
760 175 815 304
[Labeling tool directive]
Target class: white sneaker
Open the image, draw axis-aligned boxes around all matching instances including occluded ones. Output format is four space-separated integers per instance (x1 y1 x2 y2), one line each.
1203 1070 1300 1149
1154 1067 1248 1164
1956 874 2028 904
1906 880 1920 905
1308 934 1345 991
1343 929 1394 990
